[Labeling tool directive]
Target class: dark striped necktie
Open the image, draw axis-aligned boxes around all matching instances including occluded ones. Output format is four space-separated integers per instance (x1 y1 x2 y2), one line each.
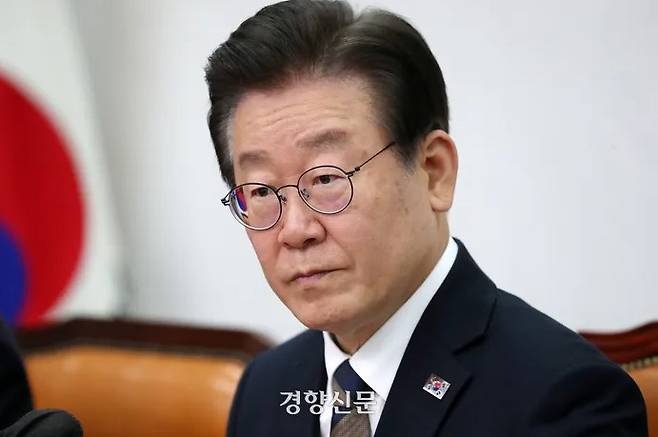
330 359 372 437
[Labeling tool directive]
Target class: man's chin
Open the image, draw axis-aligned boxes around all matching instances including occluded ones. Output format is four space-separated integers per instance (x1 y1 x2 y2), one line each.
291 307 354 333
295 315 341 332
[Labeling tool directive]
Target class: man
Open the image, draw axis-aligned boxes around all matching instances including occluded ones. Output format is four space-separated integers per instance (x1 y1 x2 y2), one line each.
0 318 32 429
204 1 648 435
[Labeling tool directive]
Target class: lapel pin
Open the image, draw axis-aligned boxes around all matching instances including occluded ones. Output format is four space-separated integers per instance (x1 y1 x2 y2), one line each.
422 374 451 400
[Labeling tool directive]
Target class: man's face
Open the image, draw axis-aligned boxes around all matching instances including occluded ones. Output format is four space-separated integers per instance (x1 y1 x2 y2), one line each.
229 76 442 341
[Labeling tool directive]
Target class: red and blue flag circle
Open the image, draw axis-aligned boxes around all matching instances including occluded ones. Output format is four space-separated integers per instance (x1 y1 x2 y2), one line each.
0 71 85 326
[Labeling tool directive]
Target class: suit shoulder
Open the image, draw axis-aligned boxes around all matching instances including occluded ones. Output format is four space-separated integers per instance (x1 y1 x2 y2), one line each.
489 294 649 435
489 289 611 371
230 330 323 415
247 329 323 375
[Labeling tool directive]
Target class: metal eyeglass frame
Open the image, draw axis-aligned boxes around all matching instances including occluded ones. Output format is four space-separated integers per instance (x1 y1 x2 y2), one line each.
221 140 395 230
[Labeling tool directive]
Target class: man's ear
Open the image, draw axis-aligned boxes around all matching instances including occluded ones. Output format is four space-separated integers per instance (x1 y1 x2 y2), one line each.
418 129 458 212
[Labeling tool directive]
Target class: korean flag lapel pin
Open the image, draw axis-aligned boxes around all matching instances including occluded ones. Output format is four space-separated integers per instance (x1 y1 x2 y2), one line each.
422 374 451 400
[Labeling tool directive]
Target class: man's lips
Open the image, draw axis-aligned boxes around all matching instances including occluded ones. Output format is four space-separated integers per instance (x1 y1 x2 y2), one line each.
289 269 339 283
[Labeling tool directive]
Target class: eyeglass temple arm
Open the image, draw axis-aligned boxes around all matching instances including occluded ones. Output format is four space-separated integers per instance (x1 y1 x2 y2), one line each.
346 141 395 176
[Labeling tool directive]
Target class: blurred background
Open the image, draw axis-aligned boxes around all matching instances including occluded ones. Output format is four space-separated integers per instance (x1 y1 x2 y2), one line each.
1 0 656 344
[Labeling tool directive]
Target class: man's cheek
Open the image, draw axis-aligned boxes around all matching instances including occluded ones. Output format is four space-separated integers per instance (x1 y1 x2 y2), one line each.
249 236 273 264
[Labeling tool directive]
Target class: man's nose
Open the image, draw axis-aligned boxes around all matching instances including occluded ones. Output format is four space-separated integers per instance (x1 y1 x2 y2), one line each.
276 186 326 249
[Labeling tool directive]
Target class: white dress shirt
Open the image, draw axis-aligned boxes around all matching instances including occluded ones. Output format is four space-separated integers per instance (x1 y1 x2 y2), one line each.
319 237 458 436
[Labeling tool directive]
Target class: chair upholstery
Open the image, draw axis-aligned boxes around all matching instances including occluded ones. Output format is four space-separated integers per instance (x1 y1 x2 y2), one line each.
581 321 658 436
16 318 271 437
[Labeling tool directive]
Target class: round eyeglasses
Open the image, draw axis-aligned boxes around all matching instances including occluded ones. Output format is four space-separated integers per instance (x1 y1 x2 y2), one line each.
221 141 394 230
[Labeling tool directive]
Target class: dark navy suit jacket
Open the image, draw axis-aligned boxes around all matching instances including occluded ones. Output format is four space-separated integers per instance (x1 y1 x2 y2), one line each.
228 240 648 436
0 319 32 429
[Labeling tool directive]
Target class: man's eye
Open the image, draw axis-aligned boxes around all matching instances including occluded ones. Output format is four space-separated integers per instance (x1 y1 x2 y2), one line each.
314 174 338 185
250 187 271 197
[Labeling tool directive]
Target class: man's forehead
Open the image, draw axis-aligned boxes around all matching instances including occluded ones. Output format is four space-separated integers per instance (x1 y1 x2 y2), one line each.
227 76 382 174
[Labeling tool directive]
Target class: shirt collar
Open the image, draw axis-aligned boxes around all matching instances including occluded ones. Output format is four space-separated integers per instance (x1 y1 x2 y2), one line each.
322 237 458 401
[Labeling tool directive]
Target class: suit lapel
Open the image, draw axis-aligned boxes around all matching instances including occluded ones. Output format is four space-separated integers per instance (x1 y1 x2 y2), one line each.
374 330 471 437
276 330 326 437
374 239 498 437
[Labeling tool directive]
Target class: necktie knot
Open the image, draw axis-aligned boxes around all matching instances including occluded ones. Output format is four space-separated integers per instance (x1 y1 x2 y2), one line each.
333 359 371 394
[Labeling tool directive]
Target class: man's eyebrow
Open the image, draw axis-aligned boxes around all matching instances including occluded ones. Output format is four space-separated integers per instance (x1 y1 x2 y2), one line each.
296 129 349 150
237 149 271 170
236 129 349 170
